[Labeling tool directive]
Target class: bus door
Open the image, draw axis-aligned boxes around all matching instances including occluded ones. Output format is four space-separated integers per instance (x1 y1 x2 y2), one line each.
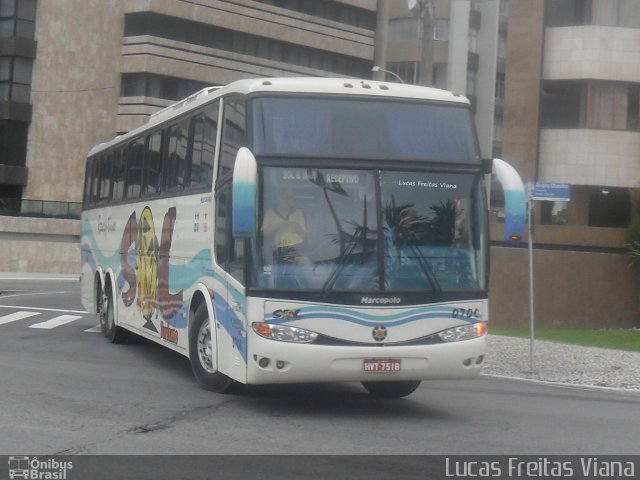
214 180 249 383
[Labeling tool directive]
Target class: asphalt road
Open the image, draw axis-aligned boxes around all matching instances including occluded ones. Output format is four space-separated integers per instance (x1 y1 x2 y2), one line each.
1 277 639 464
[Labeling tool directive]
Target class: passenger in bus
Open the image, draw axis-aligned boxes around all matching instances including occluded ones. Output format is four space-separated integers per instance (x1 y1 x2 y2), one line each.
261 187 309 264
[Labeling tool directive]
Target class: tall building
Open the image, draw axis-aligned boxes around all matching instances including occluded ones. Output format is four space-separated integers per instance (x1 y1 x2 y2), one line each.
491 0 640 327
383 0 509 158
0 0 377 272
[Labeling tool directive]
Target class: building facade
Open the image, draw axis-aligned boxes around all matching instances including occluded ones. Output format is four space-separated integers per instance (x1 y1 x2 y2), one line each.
0 0 376 272
383 0 508 159
491 0 640 327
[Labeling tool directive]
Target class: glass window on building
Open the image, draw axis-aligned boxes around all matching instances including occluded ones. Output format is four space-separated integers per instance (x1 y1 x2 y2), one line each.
540 201 568 225
467 71 477 96
499 0 509 17
387 61 419 85
0 0 35 38
468 27 478 53
495 72 506 100
388 18 419 41
592 0 640 28
588 186 630 228
585 82 638 131
434 19 449 41
0 56 33 103
497 32 507 59
16 0 36 20
0 56 10 81
0 0 15 17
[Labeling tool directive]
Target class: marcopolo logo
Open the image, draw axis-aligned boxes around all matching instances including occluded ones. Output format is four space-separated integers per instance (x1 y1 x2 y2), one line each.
8 456 73 480
360 296 402 305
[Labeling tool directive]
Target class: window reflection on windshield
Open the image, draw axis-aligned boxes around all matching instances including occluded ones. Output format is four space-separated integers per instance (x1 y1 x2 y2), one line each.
380 172 482 291
254 167 484 292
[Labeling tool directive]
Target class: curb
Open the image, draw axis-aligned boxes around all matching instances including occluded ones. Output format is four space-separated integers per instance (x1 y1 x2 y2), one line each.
482 372 640 395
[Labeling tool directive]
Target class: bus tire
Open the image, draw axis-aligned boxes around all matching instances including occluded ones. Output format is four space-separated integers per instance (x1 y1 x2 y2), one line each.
189 302 235 393
99 287 127 344
361 380 421 399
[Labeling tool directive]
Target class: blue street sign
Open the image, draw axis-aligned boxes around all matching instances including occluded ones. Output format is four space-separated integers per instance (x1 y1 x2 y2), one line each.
531 182 571 202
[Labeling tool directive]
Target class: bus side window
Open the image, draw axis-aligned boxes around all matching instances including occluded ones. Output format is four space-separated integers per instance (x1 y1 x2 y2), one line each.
144 130 163 195
112 147 127 202
214 98 247 283
126 138 144 199
189 103 218 189
83 157 94 207
214 183 246 285
91 156 100 205
165 119 188 191
97 152 113 203
218 98 246 183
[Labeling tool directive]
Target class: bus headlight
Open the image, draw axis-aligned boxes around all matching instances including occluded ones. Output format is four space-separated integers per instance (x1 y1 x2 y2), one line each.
252 322 319 344
438 322 487 343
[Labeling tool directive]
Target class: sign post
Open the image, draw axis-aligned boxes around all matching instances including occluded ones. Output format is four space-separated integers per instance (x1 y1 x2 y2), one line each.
527 183 571 373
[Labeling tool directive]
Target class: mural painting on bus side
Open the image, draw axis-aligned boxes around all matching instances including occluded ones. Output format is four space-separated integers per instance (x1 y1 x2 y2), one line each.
119 206 184 333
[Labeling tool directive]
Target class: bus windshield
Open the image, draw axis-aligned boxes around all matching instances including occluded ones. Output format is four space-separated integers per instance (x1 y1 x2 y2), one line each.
252 97 478 163
254 167 486 293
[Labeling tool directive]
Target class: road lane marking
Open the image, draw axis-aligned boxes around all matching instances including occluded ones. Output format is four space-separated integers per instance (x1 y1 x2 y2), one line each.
0 305 87 314
84 325 102 333
0 291 76 300
29 315 83 329
0 311 41 325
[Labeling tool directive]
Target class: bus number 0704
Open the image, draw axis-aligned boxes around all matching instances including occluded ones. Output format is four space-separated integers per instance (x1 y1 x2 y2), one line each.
452 308 480 320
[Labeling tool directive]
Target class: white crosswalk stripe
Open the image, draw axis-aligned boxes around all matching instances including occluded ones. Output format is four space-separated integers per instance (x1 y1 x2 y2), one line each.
0 311 40 325
0 309 99 332
29 314 83 329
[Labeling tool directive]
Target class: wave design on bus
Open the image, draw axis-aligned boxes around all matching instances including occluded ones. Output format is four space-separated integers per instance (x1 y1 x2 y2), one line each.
213 294 248 361
83 207 202 331
265 305 480 327
83 206 247 335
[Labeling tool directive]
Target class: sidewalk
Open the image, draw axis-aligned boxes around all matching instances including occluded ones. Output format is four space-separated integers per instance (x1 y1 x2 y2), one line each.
484 334 640 392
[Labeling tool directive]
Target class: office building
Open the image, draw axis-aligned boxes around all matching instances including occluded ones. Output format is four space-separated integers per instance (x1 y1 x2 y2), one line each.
0 0 376 272
491 0 640 327
384 0 508 159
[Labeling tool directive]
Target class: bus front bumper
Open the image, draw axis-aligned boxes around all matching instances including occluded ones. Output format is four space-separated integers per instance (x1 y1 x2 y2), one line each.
246 334 486 385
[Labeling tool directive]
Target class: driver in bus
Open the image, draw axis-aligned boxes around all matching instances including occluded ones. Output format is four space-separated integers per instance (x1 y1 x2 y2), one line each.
261 187 309 264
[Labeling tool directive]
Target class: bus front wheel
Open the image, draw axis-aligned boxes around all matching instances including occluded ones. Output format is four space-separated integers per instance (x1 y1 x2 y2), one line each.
189 303 235 393
361 380 421 399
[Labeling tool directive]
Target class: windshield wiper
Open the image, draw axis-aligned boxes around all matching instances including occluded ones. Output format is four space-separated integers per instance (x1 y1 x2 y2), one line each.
395 230 442 293
321 226 370 294
321 197 371 294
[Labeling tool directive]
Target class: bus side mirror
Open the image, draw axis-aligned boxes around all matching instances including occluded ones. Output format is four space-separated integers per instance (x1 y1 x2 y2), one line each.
492 158 526 244
232 147 258 239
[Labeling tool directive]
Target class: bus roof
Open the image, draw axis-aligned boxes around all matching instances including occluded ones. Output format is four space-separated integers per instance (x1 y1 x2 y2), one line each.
88 77 470 157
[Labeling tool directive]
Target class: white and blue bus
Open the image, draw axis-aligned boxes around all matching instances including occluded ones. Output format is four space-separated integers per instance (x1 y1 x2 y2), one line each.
81 77 525 398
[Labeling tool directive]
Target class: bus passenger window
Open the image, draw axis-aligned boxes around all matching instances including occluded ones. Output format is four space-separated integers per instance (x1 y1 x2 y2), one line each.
166 120 188 191
97 153 113 202
214 185 246 284
190 104 218 189
112 148 126 201
126 138 144 199
144 131 162 195
83 157 94 206
218 98 246 182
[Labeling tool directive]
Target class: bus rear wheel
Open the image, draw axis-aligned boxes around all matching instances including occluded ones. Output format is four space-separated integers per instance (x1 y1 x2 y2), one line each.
361 380 421 399
189 303 236 393
99 287 127 344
